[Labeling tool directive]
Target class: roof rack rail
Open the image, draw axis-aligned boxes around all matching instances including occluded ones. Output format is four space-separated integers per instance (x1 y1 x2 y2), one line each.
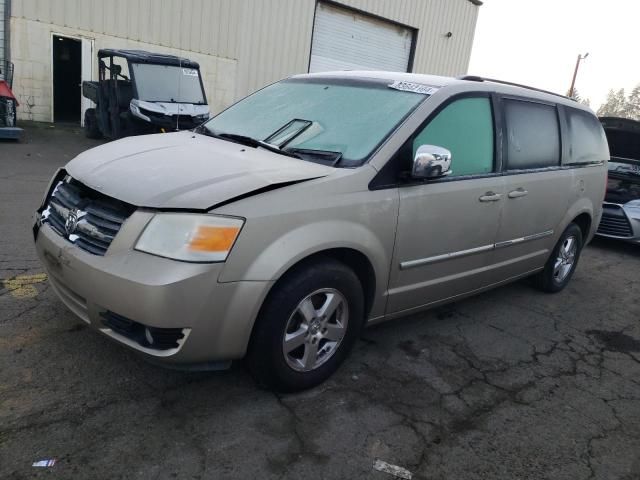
457 75 574 101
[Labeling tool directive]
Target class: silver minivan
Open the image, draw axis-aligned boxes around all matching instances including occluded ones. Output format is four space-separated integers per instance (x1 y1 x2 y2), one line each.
33 72 609 391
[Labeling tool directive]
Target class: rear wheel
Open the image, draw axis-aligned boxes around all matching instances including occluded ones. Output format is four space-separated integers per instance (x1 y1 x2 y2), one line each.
533 223 583 293
246 258 364 392
84 108 102 139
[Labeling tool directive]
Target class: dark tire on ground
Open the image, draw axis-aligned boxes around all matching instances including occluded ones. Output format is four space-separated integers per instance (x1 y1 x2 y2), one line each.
246 258 365 392
84 108 102 139
533 223 583 293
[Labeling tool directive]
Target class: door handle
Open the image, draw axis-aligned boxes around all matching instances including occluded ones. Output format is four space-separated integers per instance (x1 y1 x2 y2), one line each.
508 188 528 199
479 192 502 202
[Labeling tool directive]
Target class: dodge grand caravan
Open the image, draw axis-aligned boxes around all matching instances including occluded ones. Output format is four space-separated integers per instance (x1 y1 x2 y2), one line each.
33 72 609 391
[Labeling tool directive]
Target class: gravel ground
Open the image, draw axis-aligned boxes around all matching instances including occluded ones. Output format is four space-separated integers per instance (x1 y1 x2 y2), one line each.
1 123 640 480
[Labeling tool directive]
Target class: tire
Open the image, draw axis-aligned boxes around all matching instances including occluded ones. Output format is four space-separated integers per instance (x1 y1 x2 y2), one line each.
533 223 583 293
246 258 365 392
84 108 102 139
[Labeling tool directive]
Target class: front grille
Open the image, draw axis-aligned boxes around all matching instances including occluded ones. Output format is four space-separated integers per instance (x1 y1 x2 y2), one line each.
41 176 135 255
597 205 633 238
101 311 185 350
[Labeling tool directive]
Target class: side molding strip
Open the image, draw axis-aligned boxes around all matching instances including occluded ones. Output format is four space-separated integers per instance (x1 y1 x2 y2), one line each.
494 230 554 249
399 230 554 270
400 244 494 270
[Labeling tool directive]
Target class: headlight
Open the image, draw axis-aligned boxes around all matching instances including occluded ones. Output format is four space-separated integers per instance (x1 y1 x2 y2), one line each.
626 199 640 210
40 168 63 208
135 214 244 262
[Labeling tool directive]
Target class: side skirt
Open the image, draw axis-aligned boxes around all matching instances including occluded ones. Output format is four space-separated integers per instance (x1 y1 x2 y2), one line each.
366 267 543 326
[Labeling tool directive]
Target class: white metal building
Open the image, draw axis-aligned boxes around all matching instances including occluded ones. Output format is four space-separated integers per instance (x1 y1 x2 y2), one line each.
3 0 481 124
0 0 6 62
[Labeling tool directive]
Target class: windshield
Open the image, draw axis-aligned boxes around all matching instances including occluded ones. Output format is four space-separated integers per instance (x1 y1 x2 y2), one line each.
131 63 205 104
202 78 429 166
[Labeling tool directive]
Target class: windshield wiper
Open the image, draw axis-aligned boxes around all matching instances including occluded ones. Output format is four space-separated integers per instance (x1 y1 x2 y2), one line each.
284 148 343 166
264 119 313 148
216 133 286 154
197 129 302 159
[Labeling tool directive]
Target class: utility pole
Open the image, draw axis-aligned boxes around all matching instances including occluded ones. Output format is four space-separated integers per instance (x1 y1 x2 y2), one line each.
569 53 589 98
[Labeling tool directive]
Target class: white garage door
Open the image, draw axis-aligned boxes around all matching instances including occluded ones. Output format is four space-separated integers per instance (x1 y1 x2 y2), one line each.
309 2 414 73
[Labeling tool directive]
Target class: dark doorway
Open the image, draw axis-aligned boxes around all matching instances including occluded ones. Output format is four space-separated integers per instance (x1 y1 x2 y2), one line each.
53 35 81 123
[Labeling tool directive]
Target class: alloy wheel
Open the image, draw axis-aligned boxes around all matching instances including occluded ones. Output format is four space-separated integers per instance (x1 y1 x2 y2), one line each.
553 235 577 282
282 288 349 372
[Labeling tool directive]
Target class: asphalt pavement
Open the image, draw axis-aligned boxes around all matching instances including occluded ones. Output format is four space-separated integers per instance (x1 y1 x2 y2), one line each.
1 123 640 479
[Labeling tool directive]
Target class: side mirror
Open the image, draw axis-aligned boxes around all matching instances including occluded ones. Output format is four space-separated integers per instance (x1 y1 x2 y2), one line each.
412 145 452 179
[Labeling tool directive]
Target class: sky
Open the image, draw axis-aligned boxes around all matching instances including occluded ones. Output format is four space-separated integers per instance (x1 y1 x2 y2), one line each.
468 0 640 110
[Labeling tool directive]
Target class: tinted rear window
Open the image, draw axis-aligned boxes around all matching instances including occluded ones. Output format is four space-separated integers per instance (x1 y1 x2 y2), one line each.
505 100 560 170
566 108 609 164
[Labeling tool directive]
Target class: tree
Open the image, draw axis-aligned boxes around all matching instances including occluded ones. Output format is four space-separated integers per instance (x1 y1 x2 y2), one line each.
567 88 591 107
624 84 640 120
596 85 640 120
597 88 627 117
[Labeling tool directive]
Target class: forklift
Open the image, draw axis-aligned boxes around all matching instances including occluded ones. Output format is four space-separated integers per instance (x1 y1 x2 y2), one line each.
82 49 210 140
0 60 23 140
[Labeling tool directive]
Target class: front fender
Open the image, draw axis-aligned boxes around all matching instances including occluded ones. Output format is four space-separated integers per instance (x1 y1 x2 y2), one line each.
241 220 388 279
215 166 399 319
219 219 396 319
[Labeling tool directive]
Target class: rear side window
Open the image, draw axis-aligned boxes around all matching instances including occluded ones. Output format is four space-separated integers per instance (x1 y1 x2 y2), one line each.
412 97 494 177
566 108 609 164
505 100 560 170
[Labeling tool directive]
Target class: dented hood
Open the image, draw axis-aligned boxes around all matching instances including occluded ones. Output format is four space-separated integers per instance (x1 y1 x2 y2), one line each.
66 131 333 209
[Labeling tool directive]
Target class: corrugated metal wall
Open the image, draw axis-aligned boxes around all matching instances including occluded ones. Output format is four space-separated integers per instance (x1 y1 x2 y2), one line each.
12 0 244 60
0 0 5 61
233 0 316 97
336 0 479 76
11 0 478 97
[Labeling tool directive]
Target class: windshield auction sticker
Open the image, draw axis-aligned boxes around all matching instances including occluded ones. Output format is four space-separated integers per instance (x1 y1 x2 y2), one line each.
182 68 198 76
388 81 439 95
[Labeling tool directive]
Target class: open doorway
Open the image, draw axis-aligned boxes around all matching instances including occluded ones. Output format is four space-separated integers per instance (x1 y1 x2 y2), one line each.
52 35 81 123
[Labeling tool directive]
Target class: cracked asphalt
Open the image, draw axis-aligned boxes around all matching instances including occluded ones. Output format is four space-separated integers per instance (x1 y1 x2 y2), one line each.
2 123 640 480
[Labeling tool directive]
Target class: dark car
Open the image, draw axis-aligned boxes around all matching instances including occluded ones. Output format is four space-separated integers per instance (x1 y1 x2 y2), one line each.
597 117 640 243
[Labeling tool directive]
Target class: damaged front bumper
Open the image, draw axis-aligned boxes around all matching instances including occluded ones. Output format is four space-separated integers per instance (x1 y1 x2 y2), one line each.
32 210 273 369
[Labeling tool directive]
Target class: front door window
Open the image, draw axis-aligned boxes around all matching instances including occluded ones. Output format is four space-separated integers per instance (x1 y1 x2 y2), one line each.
413 97 494 177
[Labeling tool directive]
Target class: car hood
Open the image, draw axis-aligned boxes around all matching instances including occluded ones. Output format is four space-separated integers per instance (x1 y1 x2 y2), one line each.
66 131 334 210
601 117 640 204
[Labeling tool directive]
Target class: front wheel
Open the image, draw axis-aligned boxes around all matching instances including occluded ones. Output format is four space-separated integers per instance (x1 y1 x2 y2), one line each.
246 258 364 392
533 223 583 293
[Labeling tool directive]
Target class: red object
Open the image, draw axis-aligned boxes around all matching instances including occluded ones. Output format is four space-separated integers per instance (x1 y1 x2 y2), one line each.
0 80 18 105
